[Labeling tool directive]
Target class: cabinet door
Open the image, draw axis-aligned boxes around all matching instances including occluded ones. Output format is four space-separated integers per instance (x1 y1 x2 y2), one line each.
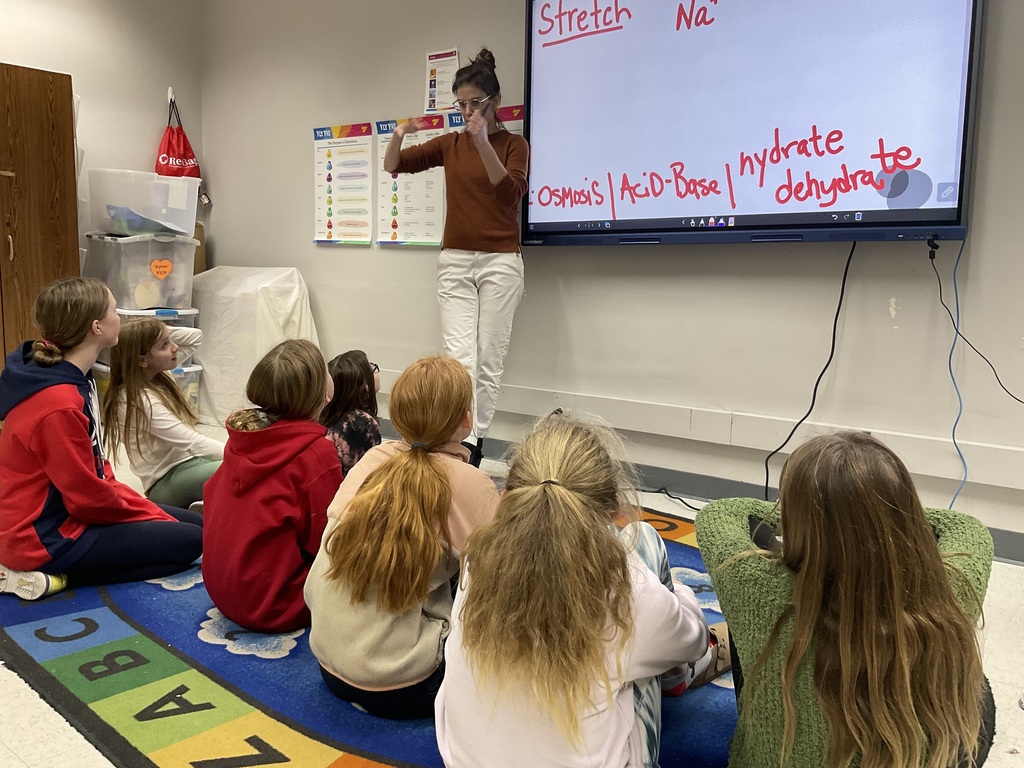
0 63 79 358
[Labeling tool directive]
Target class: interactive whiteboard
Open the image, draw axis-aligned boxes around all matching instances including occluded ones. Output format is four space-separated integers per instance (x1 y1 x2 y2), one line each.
521 0 984 246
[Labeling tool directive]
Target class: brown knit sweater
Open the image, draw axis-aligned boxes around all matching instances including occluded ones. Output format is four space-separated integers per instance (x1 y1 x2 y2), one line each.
394 129 529 253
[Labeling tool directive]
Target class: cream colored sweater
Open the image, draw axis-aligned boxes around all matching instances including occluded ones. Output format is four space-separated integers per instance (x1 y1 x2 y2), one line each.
304 440 499 690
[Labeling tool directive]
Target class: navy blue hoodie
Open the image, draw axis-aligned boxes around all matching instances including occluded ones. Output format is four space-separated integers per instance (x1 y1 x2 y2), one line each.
0 342 171 571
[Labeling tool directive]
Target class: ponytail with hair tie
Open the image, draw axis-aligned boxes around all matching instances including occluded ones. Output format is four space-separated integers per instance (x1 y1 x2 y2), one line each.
31 337 66 366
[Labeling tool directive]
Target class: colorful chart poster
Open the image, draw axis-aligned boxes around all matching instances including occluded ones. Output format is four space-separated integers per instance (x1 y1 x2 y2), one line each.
496 104 526 136
425 48 459 113
312 123 373 245
375 115 446 247
447 104 525 136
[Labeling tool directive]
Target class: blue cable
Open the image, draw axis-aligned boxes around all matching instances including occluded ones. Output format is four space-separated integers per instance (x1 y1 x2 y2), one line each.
947 240 968 508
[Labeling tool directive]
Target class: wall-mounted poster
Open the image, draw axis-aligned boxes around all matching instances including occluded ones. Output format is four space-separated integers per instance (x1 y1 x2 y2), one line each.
375 115 447 247
425 48 459 113
313 123 373 245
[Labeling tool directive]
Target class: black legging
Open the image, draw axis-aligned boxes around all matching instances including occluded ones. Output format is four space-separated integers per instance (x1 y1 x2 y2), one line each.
319 663 445 720
54 505 203 585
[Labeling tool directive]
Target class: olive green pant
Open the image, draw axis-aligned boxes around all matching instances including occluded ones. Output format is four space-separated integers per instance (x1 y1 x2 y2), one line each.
147 456 221 508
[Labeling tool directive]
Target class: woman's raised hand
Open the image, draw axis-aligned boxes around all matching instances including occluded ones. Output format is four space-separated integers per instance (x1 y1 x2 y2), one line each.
466 110 491 148
396 119 421 139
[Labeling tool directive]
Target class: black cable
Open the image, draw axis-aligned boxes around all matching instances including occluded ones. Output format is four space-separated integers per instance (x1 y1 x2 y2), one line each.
929 251 1024 406
649 486 703 512
763 241 857 500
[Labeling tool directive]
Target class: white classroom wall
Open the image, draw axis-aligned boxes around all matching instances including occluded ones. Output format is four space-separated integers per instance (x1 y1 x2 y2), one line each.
0 0 204 200
3 0 1023 533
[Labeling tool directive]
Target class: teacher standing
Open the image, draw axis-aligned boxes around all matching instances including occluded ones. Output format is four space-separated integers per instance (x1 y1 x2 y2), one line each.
384 49 529 468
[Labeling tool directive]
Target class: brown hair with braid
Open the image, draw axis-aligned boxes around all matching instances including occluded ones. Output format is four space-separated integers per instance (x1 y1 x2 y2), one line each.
31 277 110 366
226 339 329 431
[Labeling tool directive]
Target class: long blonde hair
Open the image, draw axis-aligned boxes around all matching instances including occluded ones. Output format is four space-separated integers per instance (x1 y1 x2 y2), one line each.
761 431 984 768
323 355 472 612
458 412 640 743
101 318 197 460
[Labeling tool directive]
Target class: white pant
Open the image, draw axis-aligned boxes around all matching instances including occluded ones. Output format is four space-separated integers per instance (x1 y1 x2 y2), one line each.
437 249 524 439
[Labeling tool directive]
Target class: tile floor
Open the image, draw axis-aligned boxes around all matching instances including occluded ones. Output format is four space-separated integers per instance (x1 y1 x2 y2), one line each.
1 466 1021 767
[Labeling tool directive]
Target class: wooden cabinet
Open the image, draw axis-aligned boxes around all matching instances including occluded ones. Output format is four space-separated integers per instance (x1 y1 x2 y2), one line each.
0 63 79 360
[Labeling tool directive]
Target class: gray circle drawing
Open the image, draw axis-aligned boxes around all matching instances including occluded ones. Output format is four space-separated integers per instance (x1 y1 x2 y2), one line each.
876 169 933 209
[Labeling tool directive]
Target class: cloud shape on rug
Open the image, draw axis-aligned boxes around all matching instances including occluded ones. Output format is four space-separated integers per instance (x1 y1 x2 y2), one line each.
671 566 721 613
145 565 204 591
198 608 304 659
711 671 735 690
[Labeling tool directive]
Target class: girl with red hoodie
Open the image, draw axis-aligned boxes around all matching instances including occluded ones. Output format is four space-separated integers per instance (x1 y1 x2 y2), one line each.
0 278 202 601
203 339 343 633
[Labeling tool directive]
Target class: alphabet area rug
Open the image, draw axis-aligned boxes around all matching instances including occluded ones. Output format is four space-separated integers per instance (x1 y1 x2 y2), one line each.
0 509 736 768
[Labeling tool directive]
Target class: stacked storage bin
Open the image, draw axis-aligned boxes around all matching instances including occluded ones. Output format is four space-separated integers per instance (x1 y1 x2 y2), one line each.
84 170 204 414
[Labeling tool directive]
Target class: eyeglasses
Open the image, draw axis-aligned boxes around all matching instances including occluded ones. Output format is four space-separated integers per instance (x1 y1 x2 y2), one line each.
452 94 493 111
370 362 380 373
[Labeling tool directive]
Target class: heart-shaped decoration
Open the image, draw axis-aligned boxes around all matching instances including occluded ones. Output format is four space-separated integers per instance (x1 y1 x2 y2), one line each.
150 259 173 280
134 281 162 308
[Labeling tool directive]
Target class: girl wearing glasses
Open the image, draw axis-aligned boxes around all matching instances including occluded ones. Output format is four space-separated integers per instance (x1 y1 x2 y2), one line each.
321 350 382 475
383 48 529 469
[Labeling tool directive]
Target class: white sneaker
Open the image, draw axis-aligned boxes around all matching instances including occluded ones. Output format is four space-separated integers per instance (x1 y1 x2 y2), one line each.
188 500 204 515
0 566 68 600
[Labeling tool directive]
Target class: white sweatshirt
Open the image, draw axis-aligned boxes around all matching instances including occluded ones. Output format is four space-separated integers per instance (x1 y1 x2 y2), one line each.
121 327 225 491
435 554 710 768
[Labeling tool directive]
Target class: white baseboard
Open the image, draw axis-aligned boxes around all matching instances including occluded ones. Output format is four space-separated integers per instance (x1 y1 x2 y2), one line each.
493 383 1024 492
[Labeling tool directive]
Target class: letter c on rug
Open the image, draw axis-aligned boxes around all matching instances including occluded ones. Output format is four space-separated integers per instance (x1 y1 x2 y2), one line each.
34 617 99 643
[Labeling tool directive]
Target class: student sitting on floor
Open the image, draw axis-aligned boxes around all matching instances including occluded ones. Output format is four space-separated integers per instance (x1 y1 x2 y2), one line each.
203 339 342 633
695 431 995 768
435 411 728 768
320 349 381 475
102 318 224 509
305 355 499 719
0 277 202 600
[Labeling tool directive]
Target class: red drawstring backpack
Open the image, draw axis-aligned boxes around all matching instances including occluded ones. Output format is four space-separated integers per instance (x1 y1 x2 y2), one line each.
156 99 201 178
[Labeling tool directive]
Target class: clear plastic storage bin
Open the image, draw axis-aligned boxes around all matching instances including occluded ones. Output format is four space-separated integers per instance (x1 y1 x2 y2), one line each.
88 169 200 237
97 308 200 366
173 364 203 414
117 307 198 327
93 362 203 415
83 233 197 310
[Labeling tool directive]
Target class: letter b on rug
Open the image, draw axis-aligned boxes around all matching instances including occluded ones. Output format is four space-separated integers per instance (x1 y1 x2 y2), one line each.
80 649 150 681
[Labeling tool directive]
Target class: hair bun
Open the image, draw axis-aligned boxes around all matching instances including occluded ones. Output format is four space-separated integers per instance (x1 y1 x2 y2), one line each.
474 48 496 70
